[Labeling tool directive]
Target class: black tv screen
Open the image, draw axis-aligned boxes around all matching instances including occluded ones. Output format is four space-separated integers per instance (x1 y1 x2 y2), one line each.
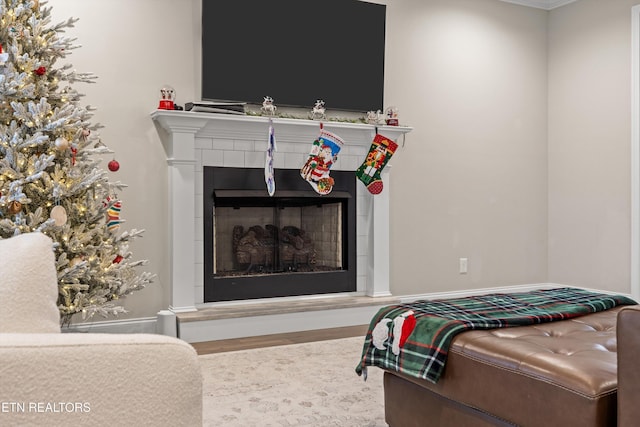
201 0 386 112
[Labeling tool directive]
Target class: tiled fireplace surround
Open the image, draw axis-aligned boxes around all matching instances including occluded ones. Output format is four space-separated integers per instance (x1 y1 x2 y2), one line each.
151 110 412 341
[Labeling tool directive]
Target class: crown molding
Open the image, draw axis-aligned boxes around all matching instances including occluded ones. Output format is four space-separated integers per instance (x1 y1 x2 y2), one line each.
498 0 579 10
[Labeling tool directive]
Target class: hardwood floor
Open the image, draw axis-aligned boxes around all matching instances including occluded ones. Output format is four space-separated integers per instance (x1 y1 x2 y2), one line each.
191 324 369 355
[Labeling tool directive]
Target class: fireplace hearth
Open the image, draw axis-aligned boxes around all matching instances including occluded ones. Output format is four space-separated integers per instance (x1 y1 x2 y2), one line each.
204 167 356 302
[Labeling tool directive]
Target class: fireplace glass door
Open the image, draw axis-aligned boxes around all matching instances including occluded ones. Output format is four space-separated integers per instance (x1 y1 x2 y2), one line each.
214 200 344 277
203 167 356 303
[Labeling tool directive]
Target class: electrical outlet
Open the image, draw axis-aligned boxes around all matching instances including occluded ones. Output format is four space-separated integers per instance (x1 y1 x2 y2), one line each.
459 258 468 274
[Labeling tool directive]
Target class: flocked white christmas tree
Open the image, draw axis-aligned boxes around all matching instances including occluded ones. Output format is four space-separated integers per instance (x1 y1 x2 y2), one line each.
0 0 153 324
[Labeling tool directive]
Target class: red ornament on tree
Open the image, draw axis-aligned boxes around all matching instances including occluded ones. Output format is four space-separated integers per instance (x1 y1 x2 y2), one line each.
113 254 124 264
34 66 46 76
108 159 120 172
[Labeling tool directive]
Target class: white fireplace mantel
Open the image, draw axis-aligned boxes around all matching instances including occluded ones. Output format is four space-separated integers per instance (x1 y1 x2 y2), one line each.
151 109 412 316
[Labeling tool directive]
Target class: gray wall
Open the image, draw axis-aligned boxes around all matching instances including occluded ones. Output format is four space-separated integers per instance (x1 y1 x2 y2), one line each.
388 0 549 295
548 0 636 292
47 0 634 321
50 0 201 320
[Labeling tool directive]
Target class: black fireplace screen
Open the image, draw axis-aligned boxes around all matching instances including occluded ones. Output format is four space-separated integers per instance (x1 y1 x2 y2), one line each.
203 167 356 302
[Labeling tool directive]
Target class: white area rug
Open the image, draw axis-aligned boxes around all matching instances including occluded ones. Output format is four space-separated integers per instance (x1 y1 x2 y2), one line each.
200 336 386 426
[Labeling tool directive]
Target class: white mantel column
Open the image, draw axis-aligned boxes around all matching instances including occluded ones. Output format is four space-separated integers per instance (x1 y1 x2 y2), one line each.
151 112 209 314
368 167 392 297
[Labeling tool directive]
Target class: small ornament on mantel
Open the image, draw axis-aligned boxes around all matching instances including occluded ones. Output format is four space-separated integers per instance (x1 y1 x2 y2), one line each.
108 158 120 172
309 99 326 120
158 85 175 110
385 106 399 126
366 110 384 125
261 96 277 116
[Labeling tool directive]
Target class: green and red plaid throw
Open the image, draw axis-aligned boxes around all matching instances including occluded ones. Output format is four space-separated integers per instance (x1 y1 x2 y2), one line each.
356 287 637 384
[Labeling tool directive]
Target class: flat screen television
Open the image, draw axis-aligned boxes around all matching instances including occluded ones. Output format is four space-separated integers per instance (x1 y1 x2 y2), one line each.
201 0 386 113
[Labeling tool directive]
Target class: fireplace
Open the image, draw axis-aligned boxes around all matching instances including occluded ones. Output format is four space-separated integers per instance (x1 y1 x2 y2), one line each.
150 110 411 321
204 167 356 302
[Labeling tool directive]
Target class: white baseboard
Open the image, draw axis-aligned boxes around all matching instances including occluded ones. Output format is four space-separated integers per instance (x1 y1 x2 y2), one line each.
398 283 557 303
62 316 157 334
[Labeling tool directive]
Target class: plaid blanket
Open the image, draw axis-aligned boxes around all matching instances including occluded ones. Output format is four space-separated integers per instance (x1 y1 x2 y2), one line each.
355 287 637 384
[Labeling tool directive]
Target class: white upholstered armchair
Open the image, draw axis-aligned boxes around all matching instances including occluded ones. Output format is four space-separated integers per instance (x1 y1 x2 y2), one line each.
0 233 202 426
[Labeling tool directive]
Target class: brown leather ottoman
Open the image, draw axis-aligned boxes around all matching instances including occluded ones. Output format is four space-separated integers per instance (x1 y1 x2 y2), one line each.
384 306 623 427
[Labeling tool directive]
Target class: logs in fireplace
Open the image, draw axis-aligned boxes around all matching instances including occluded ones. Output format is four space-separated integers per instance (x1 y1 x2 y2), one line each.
231 224 317 274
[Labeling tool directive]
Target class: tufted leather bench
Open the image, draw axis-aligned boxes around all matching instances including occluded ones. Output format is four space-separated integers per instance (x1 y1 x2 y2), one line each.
383 305 637 426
